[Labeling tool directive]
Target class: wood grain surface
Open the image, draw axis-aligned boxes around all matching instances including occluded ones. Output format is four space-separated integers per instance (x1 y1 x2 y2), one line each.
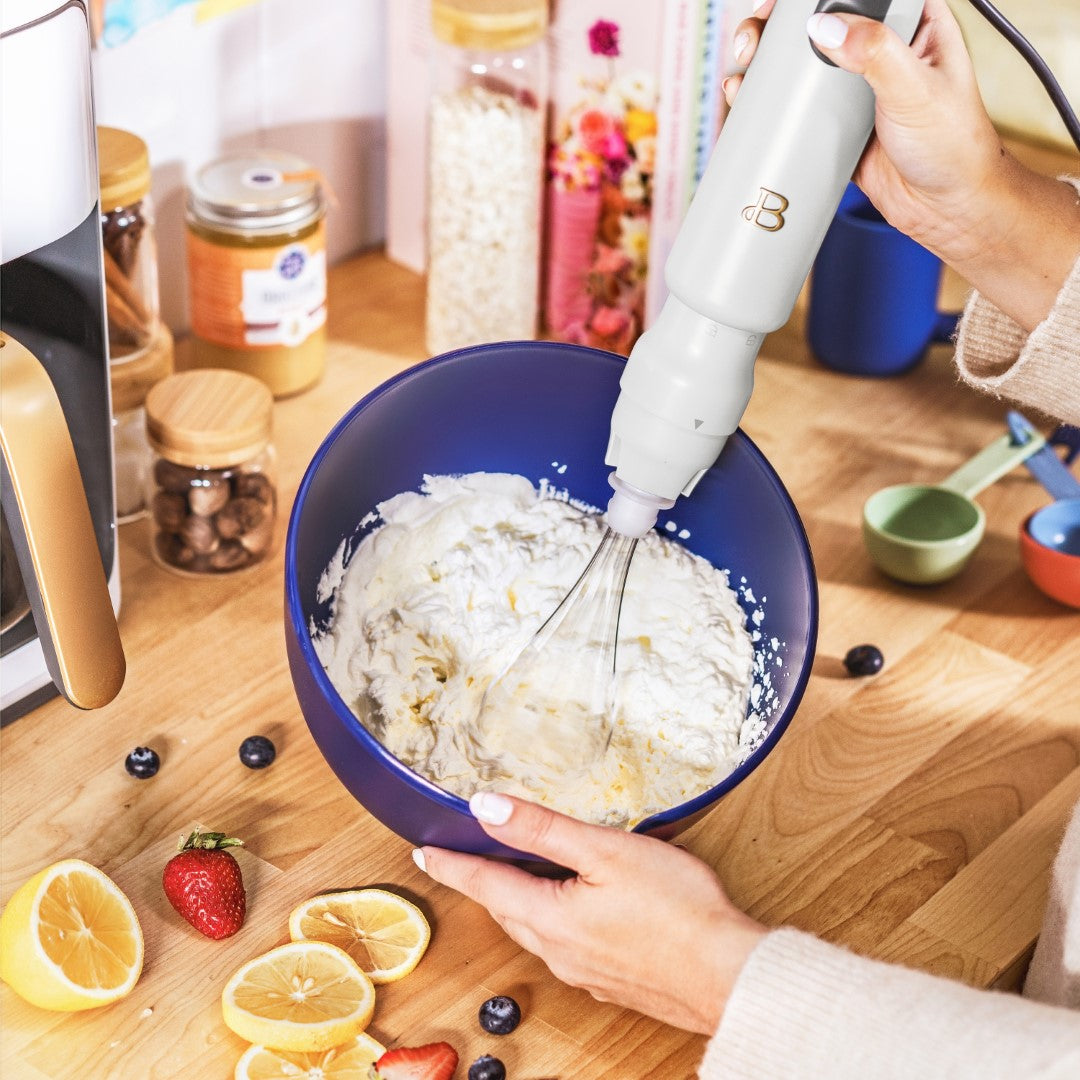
3 180 1079 1077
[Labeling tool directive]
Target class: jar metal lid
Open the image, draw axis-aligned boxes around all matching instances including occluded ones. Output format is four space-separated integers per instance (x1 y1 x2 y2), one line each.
145 368 273 468
431 0 548 50
98 126 152 210
186 150 327 237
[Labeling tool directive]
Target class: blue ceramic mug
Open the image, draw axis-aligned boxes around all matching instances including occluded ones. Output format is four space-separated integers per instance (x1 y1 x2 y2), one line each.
808 184 959 376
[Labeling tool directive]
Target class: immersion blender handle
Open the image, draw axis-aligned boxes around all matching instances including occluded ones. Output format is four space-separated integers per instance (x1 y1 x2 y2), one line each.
664 0 923 333
607 0 924 506
810 1 898 66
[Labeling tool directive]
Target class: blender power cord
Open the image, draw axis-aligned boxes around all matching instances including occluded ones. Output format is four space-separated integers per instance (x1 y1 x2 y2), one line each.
965 0 1080 152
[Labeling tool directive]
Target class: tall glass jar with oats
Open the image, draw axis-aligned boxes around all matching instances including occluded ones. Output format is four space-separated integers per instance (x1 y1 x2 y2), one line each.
426 0 548 355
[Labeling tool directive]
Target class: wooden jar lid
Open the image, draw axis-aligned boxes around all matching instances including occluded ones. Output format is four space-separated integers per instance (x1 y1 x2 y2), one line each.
110 325 175 414
145 368 273 468
431 0 548 50
98 126 152 210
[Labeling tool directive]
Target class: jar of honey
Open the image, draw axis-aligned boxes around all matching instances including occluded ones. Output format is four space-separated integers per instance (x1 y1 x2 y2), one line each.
185 151 328 398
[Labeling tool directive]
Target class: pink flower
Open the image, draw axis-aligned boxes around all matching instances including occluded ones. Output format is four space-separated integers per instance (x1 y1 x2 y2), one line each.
561 320 589 345
592 243 632 276
590 304 631 339
588 19 620 57
547 145 602 192
602 127 628 162
577 109 616 156
600 127 629 183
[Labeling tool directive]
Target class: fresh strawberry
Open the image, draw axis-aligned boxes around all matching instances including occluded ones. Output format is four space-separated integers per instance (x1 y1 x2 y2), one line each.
369 1042 459 1080
161 829 246 940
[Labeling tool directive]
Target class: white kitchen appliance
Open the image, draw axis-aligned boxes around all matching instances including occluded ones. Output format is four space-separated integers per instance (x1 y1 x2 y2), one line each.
1 0 126 722
605 0 925 534
477 1 925 742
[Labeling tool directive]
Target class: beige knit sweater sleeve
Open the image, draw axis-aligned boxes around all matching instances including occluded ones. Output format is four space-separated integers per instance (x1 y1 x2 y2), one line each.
701 807 1080 1079
700 191 1080 1079
952 176 1080 426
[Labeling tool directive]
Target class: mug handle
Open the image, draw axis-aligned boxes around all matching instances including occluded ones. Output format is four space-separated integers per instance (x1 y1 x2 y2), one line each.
1049 424 1080 466
933 310 961 343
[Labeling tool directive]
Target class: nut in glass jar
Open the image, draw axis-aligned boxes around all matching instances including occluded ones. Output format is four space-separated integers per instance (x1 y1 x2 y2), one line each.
144 369 277 575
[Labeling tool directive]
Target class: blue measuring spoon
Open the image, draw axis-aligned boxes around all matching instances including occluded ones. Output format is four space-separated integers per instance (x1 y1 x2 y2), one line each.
1006 412 1080 500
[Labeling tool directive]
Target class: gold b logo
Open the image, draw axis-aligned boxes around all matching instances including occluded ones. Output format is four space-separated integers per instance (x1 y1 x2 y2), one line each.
742 188 789 231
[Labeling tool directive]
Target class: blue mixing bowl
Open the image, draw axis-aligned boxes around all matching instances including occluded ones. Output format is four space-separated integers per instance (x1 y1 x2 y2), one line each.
285 341 818 860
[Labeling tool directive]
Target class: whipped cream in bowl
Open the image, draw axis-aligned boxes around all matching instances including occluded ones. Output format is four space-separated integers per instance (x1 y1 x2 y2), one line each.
284 341 817 860
313 472 761 829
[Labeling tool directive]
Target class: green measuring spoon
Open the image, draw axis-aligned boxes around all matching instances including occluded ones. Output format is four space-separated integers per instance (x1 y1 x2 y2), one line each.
863 427 1047 584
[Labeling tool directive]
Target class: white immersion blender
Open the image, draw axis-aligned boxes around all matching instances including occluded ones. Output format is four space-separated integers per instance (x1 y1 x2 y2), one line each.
608 0 923 528
475 0 924 770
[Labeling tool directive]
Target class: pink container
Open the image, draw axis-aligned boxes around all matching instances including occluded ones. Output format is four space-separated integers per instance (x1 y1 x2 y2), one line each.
544 185 602 335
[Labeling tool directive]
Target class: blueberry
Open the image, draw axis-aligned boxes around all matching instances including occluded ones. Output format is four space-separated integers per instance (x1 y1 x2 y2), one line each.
238 735 276 769
844 644 884 677
124 746 160 779
478 995 521 1035
468 1055 506 1080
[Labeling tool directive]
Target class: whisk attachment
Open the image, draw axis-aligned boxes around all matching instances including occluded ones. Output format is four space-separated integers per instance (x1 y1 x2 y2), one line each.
474 525 639 776
472 476 673 779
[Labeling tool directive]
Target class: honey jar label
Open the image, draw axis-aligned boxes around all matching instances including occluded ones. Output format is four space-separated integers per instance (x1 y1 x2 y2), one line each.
187 222 327 349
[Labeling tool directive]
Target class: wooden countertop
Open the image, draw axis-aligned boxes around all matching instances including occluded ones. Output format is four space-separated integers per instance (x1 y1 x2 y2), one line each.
3 244 1079 1079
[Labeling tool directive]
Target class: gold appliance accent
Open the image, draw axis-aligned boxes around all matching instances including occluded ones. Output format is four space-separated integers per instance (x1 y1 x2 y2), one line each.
0 333 125 709
741 187 789 232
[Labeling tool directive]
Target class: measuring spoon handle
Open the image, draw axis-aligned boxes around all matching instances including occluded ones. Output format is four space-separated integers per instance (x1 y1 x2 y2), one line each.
940 430 1046 499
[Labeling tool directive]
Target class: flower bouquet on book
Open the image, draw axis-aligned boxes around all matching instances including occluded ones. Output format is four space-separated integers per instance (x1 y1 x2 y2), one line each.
544 18 658 356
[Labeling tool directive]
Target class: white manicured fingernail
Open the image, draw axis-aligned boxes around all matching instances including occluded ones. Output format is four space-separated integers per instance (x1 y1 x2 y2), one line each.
733 31 750 62
807 12 848 49
470 791 513 825
753 0 769 13
411 848 427 873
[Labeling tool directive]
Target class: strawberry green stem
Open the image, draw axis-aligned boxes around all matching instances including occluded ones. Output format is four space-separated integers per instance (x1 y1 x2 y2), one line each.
178 829 245 852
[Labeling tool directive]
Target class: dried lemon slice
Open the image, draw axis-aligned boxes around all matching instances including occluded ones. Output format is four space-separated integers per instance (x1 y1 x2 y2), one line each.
0 858 143 1011
222 940 375 1052
288 889 431 984
234 1031 386 1080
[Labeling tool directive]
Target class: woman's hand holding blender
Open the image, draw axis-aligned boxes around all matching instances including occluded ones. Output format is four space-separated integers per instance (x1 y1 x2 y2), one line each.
727 0 1080 333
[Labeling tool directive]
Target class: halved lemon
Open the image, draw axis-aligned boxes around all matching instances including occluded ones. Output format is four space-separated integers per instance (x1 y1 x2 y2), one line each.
288 889 431 984
0 858 143 1011
222 940 376 1052
234 1031 386 1080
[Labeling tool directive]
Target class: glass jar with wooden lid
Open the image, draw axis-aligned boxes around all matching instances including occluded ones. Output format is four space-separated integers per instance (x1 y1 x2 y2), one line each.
110 324 174 523
144 369 277 575
186 150 328 398
98 126 162 363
